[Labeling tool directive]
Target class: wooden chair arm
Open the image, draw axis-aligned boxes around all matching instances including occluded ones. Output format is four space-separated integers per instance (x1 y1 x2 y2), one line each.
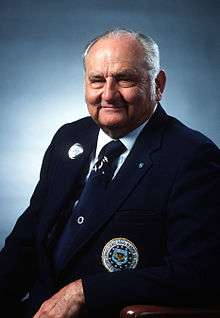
120 305 220 318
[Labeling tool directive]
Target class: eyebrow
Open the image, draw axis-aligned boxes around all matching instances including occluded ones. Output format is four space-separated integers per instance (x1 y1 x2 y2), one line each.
115 70 138 79
88 74 104 80
88 69 139 80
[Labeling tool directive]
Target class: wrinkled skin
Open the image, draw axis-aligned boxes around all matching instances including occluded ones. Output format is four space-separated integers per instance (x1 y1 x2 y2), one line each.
33 280 85 318
85 36 166 138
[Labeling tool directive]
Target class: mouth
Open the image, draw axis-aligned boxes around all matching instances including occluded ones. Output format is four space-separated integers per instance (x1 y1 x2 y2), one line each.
101 104 124 109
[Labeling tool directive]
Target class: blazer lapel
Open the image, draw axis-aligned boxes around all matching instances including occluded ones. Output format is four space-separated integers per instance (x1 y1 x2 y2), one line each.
39 123 99 248
59 104 169 271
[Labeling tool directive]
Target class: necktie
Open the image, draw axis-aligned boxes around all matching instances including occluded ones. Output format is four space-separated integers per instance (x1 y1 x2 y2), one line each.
53 140 126 270
89 139 127 186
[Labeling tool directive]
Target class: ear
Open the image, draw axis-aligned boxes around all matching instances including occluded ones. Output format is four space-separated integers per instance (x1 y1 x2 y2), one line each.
155 70 166 102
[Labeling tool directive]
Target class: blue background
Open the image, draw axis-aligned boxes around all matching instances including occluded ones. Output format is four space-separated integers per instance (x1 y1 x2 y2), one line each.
0 0 219 248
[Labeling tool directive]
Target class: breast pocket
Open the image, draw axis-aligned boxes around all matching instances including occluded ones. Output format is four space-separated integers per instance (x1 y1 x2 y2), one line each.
114 209 162 224
101 209 165 268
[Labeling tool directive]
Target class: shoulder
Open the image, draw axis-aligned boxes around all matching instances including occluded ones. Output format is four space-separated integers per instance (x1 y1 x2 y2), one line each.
44 116 99 162
157 115 219 180
150 105 219 157
47 116 98 150
52 116 97 141
164 114 219 156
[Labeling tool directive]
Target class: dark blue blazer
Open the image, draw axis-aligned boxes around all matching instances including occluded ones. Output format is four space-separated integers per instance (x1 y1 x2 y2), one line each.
0 105 220 317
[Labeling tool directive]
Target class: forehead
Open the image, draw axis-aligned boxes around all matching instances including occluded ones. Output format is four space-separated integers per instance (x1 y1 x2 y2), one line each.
85 36 145 73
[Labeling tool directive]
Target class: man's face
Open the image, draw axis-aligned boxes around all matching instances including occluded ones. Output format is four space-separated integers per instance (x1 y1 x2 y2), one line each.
84 36 158 138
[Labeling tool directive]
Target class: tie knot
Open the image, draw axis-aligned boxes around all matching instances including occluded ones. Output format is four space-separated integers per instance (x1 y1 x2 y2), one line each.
98 140 126 161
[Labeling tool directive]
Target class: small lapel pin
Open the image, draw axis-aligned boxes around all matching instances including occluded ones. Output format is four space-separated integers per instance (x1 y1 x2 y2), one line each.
68 143 84 159
138 162 144 169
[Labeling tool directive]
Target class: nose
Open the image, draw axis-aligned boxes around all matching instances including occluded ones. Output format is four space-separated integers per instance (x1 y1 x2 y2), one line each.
102 78 118 102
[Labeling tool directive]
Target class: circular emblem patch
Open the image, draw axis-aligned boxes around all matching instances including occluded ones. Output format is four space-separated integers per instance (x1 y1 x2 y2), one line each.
102 237 139 272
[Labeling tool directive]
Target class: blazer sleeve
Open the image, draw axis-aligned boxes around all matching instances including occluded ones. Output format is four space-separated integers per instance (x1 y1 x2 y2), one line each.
82 141 220 315
0 129 58 311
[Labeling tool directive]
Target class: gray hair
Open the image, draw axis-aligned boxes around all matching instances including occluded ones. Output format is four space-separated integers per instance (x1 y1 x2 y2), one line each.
83 28 160 79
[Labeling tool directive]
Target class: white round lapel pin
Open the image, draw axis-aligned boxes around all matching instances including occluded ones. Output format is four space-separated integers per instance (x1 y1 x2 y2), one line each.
68 143 84 159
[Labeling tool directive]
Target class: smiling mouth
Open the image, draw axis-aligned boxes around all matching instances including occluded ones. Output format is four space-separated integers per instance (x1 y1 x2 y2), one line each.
101 104 124 109
101 107 124 112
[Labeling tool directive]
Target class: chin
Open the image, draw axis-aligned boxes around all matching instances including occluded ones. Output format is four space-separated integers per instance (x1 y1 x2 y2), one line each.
99 120 130 138
99 118 125 130
98 112 127 126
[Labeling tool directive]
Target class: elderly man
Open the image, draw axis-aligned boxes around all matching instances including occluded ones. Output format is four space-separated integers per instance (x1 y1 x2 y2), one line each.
0 29 220 318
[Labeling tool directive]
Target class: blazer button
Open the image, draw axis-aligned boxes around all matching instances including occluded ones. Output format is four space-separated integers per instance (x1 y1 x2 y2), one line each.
77 216 84 224
138 162 144 169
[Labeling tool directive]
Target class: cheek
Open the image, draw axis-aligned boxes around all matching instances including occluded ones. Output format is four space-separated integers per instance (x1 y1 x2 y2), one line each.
85 92 100 120
85 87 100 105
87 102 97 118
123 88 147 106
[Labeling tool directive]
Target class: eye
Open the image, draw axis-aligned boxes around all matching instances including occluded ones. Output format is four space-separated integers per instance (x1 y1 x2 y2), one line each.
89 77 105 88
115 72 137 87
118 79 135 87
